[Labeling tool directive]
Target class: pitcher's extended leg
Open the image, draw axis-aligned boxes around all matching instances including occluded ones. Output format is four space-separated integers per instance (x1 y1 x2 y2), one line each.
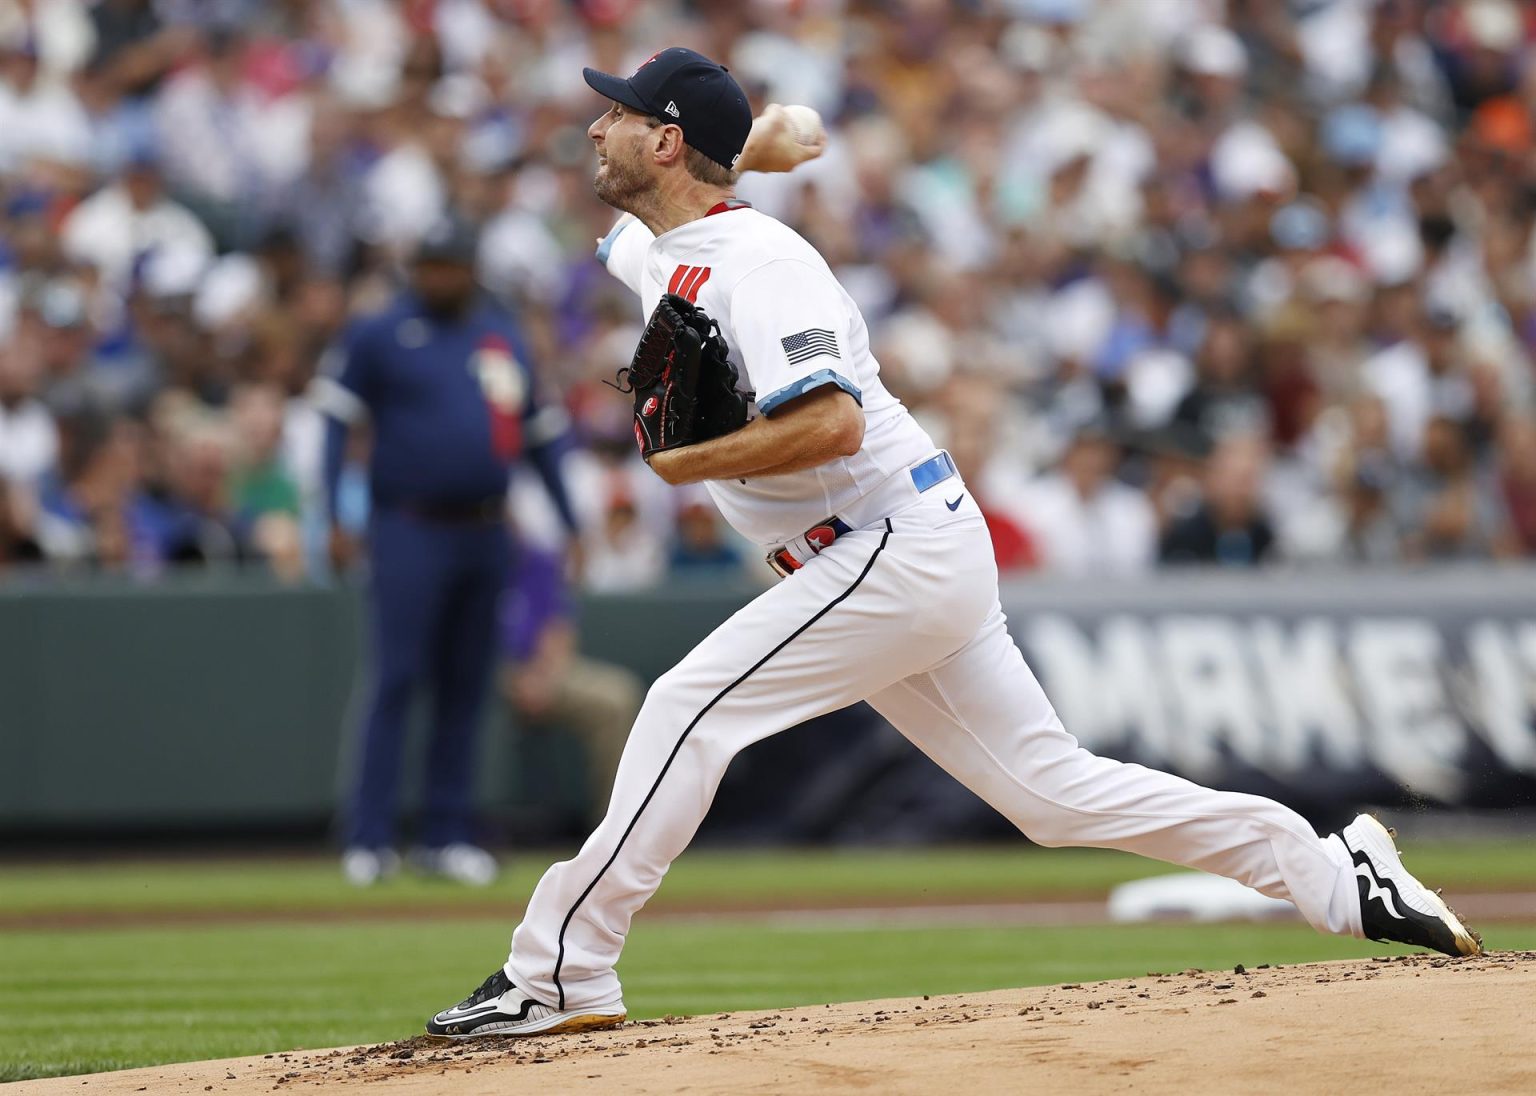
867 604 1362 937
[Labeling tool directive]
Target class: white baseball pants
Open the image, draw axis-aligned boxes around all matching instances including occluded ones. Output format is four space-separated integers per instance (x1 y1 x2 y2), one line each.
506 487 1362 1010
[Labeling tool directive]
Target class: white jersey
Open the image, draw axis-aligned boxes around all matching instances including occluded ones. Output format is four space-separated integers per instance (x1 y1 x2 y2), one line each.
597 205 938 546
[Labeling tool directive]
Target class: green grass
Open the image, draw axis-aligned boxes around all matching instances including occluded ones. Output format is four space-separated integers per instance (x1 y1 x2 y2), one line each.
7 915 1535 1082
2 840 1532 1082
1 840 1530 917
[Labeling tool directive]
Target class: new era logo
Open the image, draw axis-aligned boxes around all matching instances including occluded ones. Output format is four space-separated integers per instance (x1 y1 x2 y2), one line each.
664 100 680 118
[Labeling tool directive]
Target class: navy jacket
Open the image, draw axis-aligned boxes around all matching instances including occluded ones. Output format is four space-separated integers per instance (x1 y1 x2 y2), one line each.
319 291 575 528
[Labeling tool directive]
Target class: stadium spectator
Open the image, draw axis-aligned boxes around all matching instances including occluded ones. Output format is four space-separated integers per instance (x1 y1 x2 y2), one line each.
142 402 245 565
35 413 155 571
1170 308 1270 450
1161 432 1277 566
26 279 121 419
87 0 188 101
0 475 41 566
1016 423 1156 578
152 25 304 248
0 31 93 178
1363 305 1475 461
264 96 368 276
1327 394 1411 564
498 540 641 827
1497 413 1536 555
227 382 303 581
935 372 1040 571
669 498 743 575
0 331 59 494
59 146 214 295
1396 413 1516 560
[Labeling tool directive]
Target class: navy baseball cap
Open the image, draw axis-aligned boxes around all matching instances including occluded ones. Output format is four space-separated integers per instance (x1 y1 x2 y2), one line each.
416 215 479 265
583 47 752 171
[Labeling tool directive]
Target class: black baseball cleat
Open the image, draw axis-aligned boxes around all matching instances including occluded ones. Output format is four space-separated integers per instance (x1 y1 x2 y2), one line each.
1340 814 1483 958
425 968 626 1038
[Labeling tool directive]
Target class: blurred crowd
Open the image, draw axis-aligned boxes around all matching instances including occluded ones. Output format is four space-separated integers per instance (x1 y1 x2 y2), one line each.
4 0 1536 585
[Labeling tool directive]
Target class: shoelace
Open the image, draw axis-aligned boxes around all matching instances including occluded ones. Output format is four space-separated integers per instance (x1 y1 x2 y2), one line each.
456 970 510 1010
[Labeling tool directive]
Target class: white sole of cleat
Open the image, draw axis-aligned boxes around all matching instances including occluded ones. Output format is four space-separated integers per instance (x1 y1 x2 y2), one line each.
429 1009 626 1040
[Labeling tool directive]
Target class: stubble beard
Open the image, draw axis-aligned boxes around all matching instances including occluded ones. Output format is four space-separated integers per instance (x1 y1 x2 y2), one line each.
593 152 650 216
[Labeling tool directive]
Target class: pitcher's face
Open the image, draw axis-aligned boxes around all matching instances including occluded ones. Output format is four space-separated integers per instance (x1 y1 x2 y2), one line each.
589 102 659 211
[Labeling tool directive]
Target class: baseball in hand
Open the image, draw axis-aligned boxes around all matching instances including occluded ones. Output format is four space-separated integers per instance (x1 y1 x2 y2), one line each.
781 105 826 149
742 103 828 173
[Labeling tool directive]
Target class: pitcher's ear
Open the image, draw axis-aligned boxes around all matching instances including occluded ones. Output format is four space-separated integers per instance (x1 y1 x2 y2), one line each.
652 124 688 167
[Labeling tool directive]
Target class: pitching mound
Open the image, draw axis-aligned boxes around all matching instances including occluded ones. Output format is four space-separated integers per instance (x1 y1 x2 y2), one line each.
15 952 1535 1095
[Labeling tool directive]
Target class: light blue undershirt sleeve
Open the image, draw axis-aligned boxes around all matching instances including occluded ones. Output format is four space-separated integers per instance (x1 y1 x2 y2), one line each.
755 368 863 415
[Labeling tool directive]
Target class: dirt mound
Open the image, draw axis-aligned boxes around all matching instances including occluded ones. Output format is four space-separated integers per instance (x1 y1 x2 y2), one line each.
15 952 1535 1095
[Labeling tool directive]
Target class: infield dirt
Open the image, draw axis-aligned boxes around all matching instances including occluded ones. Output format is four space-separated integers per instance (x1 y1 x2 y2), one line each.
12 951 1534 1095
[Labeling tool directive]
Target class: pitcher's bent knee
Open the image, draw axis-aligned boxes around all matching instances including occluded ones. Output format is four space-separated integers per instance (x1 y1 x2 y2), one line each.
635 667 699 728
1014 817 1078 849
1002 795 1085 849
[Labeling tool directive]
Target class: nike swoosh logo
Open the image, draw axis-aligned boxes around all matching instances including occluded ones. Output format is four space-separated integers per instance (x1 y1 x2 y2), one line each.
444 1003 501 1020
945 495 964 511
440 998 535 1023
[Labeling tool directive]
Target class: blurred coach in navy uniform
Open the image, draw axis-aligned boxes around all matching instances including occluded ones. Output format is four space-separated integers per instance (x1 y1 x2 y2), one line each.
314 218 577 886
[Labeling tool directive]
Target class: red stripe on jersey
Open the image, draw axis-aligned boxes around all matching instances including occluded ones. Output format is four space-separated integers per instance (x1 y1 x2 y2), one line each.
680 266 712 302
668 265 691 294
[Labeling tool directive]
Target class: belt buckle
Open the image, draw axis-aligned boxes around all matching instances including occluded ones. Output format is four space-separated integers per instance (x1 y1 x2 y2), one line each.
766 547 800 578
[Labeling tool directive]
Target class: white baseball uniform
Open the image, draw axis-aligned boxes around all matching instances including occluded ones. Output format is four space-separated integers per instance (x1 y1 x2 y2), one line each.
505 204 1363 1011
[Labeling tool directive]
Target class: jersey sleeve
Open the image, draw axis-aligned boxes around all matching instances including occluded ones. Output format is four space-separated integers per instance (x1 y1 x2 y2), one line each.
595 214 653 297
728 259 862 415
310 319 376 423
502 316 572 446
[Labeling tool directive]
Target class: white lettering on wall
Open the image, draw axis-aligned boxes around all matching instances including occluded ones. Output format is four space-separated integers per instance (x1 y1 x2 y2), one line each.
1465 621 1536 772
1023 614 1171 760
1158 616 1266 777
1019 610 1536 803
1348 620 1465 801
1249 617 1364 772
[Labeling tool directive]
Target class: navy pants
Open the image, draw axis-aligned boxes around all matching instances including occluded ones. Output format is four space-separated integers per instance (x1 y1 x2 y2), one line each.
343 506 510 849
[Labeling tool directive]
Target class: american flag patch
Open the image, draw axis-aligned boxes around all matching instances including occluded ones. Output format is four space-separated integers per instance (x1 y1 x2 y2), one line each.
780 328 839 365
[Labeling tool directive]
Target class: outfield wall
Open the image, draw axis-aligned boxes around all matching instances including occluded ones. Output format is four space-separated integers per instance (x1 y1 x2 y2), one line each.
2 567 1534 836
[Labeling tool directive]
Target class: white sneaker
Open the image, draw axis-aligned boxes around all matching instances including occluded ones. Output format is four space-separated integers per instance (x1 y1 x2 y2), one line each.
411 843 500 886
426 968 625 1038
341 847 400 887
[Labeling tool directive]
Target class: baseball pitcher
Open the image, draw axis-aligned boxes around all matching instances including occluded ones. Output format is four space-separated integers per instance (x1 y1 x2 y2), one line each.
426 48 1480 1039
